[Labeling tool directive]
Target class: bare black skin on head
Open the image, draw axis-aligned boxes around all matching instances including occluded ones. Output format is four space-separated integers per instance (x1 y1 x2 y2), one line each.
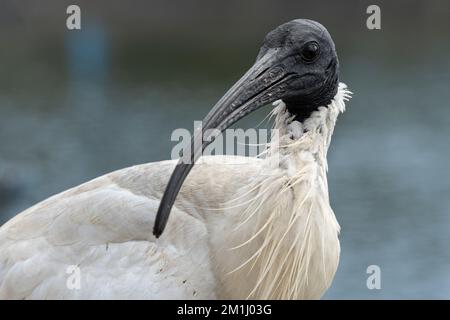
256 19 339 121
153 19 340 237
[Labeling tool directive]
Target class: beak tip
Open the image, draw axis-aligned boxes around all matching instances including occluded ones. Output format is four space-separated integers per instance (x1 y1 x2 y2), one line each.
153 213 166 238
153 226 162 238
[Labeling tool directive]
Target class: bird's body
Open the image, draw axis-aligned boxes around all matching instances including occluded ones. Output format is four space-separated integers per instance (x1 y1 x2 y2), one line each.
0 19 353 299
0 86 350 299
0 157 227 299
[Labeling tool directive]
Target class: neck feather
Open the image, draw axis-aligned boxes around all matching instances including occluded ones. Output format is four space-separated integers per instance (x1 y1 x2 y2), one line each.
219 83 351 299
271 82 351 155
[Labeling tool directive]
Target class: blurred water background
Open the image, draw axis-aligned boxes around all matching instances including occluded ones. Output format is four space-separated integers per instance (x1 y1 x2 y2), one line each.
0 0 450 298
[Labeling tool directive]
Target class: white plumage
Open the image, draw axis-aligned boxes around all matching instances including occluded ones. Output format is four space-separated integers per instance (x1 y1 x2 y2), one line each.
0 84 351 299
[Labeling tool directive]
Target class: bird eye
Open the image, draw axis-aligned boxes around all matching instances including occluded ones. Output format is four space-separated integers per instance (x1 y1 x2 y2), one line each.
300 41 320 62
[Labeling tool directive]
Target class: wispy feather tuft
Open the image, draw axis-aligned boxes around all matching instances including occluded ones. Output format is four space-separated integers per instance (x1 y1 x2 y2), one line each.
224 83 351 299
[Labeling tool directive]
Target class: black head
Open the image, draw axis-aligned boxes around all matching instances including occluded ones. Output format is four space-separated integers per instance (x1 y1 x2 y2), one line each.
256 19 339 121
153 19 340 237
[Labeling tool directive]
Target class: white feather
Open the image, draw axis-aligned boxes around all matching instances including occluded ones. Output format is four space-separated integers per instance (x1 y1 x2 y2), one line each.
0 83 351 299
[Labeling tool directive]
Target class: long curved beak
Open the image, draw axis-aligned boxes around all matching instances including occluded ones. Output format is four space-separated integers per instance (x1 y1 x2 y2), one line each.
153 50 293 237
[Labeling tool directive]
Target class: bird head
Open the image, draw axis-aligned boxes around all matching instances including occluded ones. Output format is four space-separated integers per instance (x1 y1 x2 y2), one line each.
154 19 340 237
256 19 339 121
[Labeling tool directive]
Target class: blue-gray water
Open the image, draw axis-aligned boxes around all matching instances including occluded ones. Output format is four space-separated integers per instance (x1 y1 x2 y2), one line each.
1 7 450 298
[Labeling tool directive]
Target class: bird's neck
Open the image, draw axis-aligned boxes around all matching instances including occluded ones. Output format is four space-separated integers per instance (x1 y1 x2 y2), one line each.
212 83 351 299
269 82 350 159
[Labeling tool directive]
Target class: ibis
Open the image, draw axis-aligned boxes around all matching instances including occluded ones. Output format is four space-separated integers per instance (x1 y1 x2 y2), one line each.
0 19 351 299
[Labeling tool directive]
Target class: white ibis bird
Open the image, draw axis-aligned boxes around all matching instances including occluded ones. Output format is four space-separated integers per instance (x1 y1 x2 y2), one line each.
0 19 351 299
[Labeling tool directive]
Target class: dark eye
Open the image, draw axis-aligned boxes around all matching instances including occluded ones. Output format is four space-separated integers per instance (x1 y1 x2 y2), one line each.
300 41 320 62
